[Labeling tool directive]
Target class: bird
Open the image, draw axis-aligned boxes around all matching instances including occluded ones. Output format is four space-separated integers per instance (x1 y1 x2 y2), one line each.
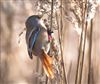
25 15 54 79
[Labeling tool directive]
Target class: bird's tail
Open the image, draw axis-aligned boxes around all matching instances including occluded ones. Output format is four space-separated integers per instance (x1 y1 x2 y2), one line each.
41 50 54 79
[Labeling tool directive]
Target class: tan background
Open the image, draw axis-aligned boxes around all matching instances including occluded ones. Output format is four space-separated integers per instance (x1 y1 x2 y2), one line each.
0 0 100 84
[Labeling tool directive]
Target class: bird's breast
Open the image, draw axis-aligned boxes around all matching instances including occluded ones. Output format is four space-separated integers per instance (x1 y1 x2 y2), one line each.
32 28 50 56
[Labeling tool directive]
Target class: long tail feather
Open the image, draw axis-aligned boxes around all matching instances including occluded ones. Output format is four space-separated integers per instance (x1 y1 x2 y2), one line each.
41 50 54 79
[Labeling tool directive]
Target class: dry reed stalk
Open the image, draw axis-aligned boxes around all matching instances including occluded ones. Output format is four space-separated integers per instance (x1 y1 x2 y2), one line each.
88 19 93 84
75 0 88 84
55 12 62 84
44 0 54 84
59 1 67 84
75 0 98 83
50 0 54 31
56 10 67 84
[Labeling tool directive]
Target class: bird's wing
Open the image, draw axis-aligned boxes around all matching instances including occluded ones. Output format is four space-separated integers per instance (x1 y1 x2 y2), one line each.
28 27 40 59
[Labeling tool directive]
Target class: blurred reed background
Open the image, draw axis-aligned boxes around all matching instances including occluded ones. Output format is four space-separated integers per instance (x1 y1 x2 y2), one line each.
0 0 100 84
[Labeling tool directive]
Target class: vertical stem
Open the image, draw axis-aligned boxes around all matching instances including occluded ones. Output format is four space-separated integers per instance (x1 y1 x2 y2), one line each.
50 0 54 31
56 7 67 84
75 0 88 84
56 12 62 84
60 0 63 41
60 0 67 84
45 75 48 84
80 21 88 84
75 0 85 83
75 10 84 84
88 19 93 84
45 1 54 84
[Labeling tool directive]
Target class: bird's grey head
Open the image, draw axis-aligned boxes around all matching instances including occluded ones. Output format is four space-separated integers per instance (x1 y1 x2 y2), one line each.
25 15 42 30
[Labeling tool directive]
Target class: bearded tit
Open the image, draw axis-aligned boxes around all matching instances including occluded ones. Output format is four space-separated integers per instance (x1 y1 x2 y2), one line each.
25 15 54 78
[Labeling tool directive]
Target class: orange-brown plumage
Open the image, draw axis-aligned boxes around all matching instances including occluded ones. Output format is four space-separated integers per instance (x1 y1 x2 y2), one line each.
41 49 54 78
